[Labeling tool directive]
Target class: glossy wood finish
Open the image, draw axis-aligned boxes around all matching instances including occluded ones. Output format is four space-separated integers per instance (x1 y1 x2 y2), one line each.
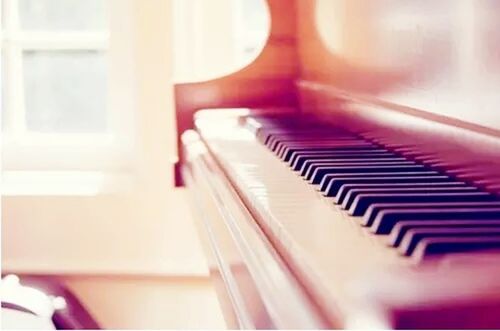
294 0 500 196
350 254 500 329
174 0 299 185
297 81 500 196
310 0 500 131
182 127 325 329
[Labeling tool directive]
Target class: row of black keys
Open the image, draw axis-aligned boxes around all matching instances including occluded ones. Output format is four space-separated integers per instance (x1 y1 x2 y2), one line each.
248 115 500 260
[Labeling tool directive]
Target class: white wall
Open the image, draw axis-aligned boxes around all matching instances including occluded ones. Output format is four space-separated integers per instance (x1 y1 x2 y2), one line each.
2 0 208 276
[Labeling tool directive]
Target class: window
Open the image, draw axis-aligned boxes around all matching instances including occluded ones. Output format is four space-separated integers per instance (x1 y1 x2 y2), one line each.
173 0 269 82
1 0 127 171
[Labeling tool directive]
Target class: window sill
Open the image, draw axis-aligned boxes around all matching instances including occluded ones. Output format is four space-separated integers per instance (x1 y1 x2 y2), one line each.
2 171 134 196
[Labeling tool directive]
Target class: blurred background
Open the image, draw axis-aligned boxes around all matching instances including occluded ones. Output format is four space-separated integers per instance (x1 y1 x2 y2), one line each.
1 0 268 328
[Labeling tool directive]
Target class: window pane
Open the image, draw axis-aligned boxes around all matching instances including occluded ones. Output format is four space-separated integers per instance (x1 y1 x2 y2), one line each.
18 0 108 31
1 0 5 31
23 50 107 133
239 0 268 56
173 0 269 82
1 49 7 131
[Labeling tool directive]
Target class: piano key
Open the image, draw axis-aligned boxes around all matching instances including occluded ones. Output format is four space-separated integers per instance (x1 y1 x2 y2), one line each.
413 236 500 261
291 154 406 176
274 141 368 156
260 130 332 144
346 189 488 214
321 174 449 196
288 152 402 171
266 131 360 140
265 131 360 142
363 202 500 227
266 134 351 148
299 158 414 176
389 220 500 247
241 114 500 266
280 145 379 161
334 181 468 204
319 172 445 187
269 139 375 155
399 227 500 256
343 185 477 207
290 151 396 170
369 207 500 234
303 168 441 188
272 138 372 150
280 145 385 161
263 130 356 141
309 165 428 185
302 160 418 179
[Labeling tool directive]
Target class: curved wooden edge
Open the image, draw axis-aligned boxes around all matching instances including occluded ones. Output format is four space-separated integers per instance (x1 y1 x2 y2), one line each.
297 80 500 196
173 0 300 186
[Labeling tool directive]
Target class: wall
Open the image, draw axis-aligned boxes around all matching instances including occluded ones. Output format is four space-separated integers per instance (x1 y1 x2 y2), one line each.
298 0 500 130
2 0 208 276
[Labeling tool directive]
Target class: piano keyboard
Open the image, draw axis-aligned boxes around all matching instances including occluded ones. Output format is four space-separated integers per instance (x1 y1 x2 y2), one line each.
186 109 500 328
244 113 500 262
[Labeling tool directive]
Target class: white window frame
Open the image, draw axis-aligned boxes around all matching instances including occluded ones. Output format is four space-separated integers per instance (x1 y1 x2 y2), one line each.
1 0 131 171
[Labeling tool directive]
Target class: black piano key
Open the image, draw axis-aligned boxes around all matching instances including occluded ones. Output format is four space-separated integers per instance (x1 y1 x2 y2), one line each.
347 189 488 215
413 236 500 261
292 155 405 171
309 165 428 185
306 162 426 182
335 181 467 204
281 145 384 161
302 161 417 179
344 186 478 208
266 131 359 142
262 130 331 145
321 174 448 196
280 145 378 161
264 131 356 144
320 172 446 188
289 148 392 164
273 138 362 152
274 139 373 154
292 154 406 177
288 150 392 167
364 202 500 228
389 220 500 247
275 141 351 154
299 158 412 176
399 227 500 256
369 207 500 234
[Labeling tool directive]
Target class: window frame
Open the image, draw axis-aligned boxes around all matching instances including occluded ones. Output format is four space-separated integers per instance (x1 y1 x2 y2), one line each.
1 0 131 171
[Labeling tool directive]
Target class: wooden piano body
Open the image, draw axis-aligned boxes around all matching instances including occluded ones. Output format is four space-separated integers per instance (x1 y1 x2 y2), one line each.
174 1 500 328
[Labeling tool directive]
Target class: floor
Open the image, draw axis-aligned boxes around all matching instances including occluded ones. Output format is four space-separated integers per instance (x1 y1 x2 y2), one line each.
61 275 226 329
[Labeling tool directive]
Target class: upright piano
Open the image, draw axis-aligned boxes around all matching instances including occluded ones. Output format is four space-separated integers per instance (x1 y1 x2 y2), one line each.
174 1 500 328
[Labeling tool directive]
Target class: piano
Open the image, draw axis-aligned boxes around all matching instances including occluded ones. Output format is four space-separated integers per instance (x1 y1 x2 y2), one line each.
174 1 500 328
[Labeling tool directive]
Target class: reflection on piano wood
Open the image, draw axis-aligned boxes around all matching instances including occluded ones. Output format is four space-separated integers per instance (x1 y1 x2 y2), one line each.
175 0 500 328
